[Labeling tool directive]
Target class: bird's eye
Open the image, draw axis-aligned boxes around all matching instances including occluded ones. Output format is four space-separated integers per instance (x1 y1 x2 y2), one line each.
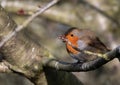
70 34 74 37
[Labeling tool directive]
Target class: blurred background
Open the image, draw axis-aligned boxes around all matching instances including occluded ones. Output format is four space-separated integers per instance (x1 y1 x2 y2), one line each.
0 0 120 85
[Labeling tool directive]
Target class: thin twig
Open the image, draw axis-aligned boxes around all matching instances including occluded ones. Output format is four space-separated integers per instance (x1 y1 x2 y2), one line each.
0 0 59 48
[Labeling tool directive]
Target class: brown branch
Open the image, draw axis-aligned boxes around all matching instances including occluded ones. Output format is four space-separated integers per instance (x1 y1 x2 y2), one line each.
0 0 59 48
1 1 81 27
1 1 119 28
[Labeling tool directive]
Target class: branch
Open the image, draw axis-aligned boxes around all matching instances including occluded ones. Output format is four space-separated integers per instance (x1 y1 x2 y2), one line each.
2 1 119 29
42 46 120 72
0 0 59 48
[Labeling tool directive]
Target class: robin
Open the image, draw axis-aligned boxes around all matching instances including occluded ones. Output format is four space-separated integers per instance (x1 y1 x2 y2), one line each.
59 27 110 63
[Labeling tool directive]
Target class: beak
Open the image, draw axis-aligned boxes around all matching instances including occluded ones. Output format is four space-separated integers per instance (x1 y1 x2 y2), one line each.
58 35 67 42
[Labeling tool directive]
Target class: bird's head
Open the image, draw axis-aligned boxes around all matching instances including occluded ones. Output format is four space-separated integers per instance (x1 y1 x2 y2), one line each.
59 27 80 45
59 27 80 54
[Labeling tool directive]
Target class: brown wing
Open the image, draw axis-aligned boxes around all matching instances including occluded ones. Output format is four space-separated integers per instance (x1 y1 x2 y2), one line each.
87 37 110 53
78 36 110 62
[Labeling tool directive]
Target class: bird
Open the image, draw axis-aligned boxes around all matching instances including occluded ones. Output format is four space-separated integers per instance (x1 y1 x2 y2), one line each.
59 27 110 63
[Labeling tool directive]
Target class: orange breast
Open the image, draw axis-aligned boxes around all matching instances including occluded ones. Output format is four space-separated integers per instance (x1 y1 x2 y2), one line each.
66 44 79 54
66 33 79 54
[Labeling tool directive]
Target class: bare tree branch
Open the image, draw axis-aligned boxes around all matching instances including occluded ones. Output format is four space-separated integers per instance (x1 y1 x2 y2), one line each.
0 0 59 48
1 1 119 28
